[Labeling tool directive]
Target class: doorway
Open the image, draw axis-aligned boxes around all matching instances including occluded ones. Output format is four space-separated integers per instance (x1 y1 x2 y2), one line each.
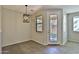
47 9 63 45
49 15 57 42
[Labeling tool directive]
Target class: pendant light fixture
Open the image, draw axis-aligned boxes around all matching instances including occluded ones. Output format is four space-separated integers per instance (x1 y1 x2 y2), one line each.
23 5 30 23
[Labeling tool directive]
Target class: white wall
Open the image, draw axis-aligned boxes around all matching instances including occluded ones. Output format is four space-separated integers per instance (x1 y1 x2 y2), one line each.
63 14 67 45
31 8 63 45
2 7 31 47
63 7 79 44
67 12 79 42
0 6 2 53
62 7 79 45
31 9 47 45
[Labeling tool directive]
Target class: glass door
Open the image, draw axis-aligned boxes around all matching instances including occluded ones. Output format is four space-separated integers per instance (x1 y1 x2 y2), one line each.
49 15 58 42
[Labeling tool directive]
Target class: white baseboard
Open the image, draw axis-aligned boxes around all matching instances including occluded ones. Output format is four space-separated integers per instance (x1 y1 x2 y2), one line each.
2 39 31 47
32 39 47 45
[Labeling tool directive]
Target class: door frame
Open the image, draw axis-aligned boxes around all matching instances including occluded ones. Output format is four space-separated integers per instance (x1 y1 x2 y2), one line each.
46 9 63 45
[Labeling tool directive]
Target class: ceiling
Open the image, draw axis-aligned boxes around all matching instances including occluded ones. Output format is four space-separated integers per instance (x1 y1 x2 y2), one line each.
43 5 79 13
2 5 79 14
2 5 42 15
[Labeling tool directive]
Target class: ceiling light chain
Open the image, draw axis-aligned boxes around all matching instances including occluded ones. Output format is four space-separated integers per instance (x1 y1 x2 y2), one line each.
25 5 28 14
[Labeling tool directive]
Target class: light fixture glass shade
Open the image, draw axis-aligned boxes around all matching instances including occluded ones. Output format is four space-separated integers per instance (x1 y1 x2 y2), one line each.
23 14 30 23
23 5 30 23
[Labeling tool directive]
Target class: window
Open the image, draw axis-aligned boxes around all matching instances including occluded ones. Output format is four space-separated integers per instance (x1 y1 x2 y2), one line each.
73 16 79 32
